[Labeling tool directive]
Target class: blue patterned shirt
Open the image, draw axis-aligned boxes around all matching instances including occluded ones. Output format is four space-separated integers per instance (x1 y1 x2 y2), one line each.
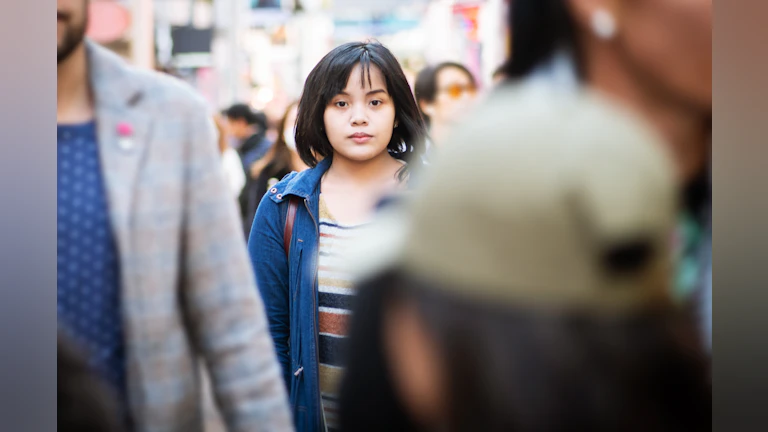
57 121 127 406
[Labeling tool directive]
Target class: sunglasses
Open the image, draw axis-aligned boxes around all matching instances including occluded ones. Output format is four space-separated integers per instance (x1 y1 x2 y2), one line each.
439 83 477 99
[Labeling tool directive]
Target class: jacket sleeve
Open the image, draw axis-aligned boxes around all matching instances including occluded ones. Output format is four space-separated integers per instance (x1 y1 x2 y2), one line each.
248 190 292 390
180 101 292 432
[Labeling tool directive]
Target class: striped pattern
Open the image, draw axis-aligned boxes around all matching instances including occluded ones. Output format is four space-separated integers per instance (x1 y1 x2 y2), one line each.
317 195 365 432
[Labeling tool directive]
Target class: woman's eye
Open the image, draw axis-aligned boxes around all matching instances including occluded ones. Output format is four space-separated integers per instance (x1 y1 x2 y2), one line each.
335 101 348 108
371 100 382 106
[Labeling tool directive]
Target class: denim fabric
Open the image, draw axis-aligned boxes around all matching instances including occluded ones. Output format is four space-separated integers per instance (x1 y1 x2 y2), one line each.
248 158 333 432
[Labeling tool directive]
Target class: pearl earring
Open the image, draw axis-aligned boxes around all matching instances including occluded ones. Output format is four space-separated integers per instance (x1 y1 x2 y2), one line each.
591 9 616 40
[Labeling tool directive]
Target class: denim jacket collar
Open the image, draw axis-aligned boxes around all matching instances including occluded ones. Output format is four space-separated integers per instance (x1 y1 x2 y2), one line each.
268 157 332 203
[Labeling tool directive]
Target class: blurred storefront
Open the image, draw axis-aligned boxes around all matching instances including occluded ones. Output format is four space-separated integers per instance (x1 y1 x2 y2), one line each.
92 0 510 116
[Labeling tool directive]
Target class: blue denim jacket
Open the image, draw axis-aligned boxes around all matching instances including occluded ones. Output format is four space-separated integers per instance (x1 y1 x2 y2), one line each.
247 158 332 432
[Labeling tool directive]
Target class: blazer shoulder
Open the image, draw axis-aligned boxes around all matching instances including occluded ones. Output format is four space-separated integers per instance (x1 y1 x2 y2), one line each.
126 66 210 113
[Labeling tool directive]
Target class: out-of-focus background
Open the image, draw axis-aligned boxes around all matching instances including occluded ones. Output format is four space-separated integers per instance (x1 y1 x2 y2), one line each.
90 0 508 120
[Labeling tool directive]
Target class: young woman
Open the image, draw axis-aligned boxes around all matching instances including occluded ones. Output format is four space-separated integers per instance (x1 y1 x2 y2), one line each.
247 41 427 432
246 102 309 219
504 0 712 353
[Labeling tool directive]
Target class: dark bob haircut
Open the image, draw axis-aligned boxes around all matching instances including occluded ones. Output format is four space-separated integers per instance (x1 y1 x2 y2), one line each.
338 269 711 432
504 0 584 80
414 62 476 127
295 41 427 171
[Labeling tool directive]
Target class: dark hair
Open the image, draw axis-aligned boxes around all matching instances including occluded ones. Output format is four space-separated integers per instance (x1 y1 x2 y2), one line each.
339 270 711 432
413 62 477 127
504 0 583 80
58 335 125 432
295 41 427 173
223 103 268 130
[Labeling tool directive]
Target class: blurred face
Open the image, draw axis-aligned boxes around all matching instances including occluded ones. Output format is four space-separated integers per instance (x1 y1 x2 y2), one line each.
422 66 477 126
620 0 711 108
225 117 250 140
57 0 88 64
576 0 712 110
323 63 396 163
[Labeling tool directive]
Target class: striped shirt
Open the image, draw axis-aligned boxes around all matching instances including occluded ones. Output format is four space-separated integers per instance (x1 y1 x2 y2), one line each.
317 195 366 432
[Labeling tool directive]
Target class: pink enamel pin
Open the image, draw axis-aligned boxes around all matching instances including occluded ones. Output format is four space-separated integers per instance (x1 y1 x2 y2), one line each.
116 121 134 151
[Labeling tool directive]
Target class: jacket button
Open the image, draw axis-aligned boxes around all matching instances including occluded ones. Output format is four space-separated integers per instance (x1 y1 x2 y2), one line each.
270 188 278 194
276 194 283 199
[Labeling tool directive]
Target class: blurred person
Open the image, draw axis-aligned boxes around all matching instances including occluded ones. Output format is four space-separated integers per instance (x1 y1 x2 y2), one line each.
59 333 124 432
248 41 427 432
56 0 292 430
338 87 711 432
247 102 309 210
214 114 247 199
223 103 273 169
223 103 275 234
504 0 712 351
414 62 477 158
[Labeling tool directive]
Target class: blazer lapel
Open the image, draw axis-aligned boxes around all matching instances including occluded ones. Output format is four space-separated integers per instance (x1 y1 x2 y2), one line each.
87 40 153 253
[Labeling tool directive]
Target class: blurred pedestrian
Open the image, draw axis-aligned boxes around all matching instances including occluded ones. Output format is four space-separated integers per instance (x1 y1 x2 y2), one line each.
245 102 308 231
504 0 712 352
223 103 276 234
248 41 427 432
414 62 477 160
338 88 711 432
56 1 292 430
214 114 247 199
222 103 273 169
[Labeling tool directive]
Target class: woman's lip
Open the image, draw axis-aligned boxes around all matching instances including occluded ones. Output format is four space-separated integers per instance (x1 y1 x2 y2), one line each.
351 135 372 144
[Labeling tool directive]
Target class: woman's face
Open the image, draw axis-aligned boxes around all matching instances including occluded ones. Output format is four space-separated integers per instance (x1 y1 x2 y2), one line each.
583 0 712 110
421 66 477 127
323 63 397 163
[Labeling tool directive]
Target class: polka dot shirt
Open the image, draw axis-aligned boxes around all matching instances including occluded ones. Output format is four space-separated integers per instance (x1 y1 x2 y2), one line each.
57 121 127 405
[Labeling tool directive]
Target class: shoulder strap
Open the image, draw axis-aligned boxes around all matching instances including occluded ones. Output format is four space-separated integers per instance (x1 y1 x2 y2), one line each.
283 196 301 258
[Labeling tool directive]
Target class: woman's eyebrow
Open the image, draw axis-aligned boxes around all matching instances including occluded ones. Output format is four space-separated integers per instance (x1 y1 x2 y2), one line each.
337 89 388 96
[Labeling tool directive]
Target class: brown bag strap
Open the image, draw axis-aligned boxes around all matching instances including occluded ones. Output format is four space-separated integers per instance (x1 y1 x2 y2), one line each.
283 196 300 258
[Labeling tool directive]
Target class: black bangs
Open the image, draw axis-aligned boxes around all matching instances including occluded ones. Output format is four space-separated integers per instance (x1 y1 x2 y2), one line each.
319 44 377 104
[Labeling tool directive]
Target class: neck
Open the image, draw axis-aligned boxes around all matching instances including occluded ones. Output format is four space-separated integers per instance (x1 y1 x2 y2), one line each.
290 151 308 172
326 150 403 186
57 42 94 124
584 46 709 184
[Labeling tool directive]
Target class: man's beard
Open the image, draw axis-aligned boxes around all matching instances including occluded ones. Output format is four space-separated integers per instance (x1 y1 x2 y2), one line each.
57 13 87 64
